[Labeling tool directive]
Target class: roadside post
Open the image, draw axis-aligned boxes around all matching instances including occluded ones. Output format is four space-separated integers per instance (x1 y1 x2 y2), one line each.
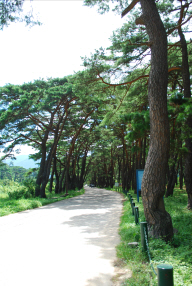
134 206 139 224
157 264 174 286
140 221 148 251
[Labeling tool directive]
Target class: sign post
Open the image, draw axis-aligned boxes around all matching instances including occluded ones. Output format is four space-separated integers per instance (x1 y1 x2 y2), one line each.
136 169 144 202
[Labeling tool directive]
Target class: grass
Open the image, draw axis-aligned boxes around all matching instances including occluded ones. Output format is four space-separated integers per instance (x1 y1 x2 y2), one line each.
0 180 85 217
114 187 192 286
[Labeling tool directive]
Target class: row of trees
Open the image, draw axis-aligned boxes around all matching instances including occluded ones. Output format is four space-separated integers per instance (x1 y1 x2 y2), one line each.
0 0 192 241
0 76 105 197
0 163 33 182
83 0 192 241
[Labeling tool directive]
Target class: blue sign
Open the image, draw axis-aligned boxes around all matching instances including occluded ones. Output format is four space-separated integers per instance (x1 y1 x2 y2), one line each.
136 169 144 202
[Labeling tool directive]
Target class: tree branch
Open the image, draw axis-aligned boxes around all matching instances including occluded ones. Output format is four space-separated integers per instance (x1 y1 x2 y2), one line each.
167 14 192 35
168 66 182 73
19 134 41 146
121 0 140 18
96 72 149 87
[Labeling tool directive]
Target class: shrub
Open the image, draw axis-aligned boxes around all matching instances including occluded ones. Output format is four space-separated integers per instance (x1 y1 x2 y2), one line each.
8 179 36 200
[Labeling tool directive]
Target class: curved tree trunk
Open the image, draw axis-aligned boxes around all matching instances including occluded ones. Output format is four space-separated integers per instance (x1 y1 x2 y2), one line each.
140 0 173 241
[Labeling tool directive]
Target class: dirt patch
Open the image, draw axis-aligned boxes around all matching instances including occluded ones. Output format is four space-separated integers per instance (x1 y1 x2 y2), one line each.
112 259 132 286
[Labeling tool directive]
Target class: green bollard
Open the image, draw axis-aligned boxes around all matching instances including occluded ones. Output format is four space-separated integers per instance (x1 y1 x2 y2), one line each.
128 194 132 204
136 207 139 221
132 202 135 215
131 198 134 209
140 222 148 251
157 264 174 286
134 206 139 224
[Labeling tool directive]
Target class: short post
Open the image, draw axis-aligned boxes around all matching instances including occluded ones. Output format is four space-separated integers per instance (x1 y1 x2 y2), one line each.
131 198 134 209
140 222 148 251
157 264 174 286
132 202 135 215
134 206 139 224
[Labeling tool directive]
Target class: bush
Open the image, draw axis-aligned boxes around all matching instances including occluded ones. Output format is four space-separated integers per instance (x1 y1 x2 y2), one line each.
23 179 35 198
8 179 36 200
8 188 26 199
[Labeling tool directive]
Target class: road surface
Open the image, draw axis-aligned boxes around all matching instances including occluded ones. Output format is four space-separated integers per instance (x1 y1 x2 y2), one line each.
0 186 123 286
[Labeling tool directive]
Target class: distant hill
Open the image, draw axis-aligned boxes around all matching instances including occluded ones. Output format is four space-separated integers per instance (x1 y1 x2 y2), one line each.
4 155 39 169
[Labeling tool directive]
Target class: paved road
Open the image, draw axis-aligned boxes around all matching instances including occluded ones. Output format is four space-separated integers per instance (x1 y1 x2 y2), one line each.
0 187 123 286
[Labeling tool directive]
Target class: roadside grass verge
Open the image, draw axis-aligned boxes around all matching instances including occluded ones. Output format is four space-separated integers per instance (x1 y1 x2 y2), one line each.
0 180 84 217
116 187 192 286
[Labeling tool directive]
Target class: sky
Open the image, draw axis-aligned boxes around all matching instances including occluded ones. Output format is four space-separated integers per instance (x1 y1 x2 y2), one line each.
0 0 126 87
0 0 126 156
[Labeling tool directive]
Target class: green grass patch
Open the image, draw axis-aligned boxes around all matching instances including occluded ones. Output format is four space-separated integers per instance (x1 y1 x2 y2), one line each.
0 180 85 217
115 188 192 286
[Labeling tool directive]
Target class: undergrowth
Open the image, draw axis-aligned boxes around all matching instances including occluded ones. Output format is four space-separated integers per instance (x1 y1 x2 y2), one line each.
116 187 192 286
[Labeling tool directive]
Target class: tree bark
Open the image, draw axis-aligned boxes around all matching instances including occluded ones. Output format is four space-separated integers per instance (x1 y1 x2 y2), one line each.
178 27 192 209
140 0 173 240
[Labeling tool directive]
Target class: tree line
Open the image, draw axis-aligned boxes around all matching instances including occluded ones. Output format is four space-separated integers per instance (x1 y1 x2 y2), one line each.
0 162 36 182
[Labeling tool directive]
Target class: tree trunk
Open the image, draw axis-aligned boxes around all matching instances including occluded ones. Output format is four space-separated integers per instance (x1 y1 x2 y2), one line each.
49 165 55 193
58 166 66 193
131 152 136 192
79 151 87 189
54 156 60 194
34 111 56 197
39 145 55 198
179 155 183 190
122 139 125 190
142 136 147 168
166 155 178 197
140 0 173 241
35 142 47 197
178 27 192 209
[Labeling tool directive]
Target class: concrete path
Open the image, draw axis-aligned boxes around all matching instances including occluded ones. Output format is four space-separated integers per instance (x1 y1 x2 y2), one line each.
0 187 123 286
